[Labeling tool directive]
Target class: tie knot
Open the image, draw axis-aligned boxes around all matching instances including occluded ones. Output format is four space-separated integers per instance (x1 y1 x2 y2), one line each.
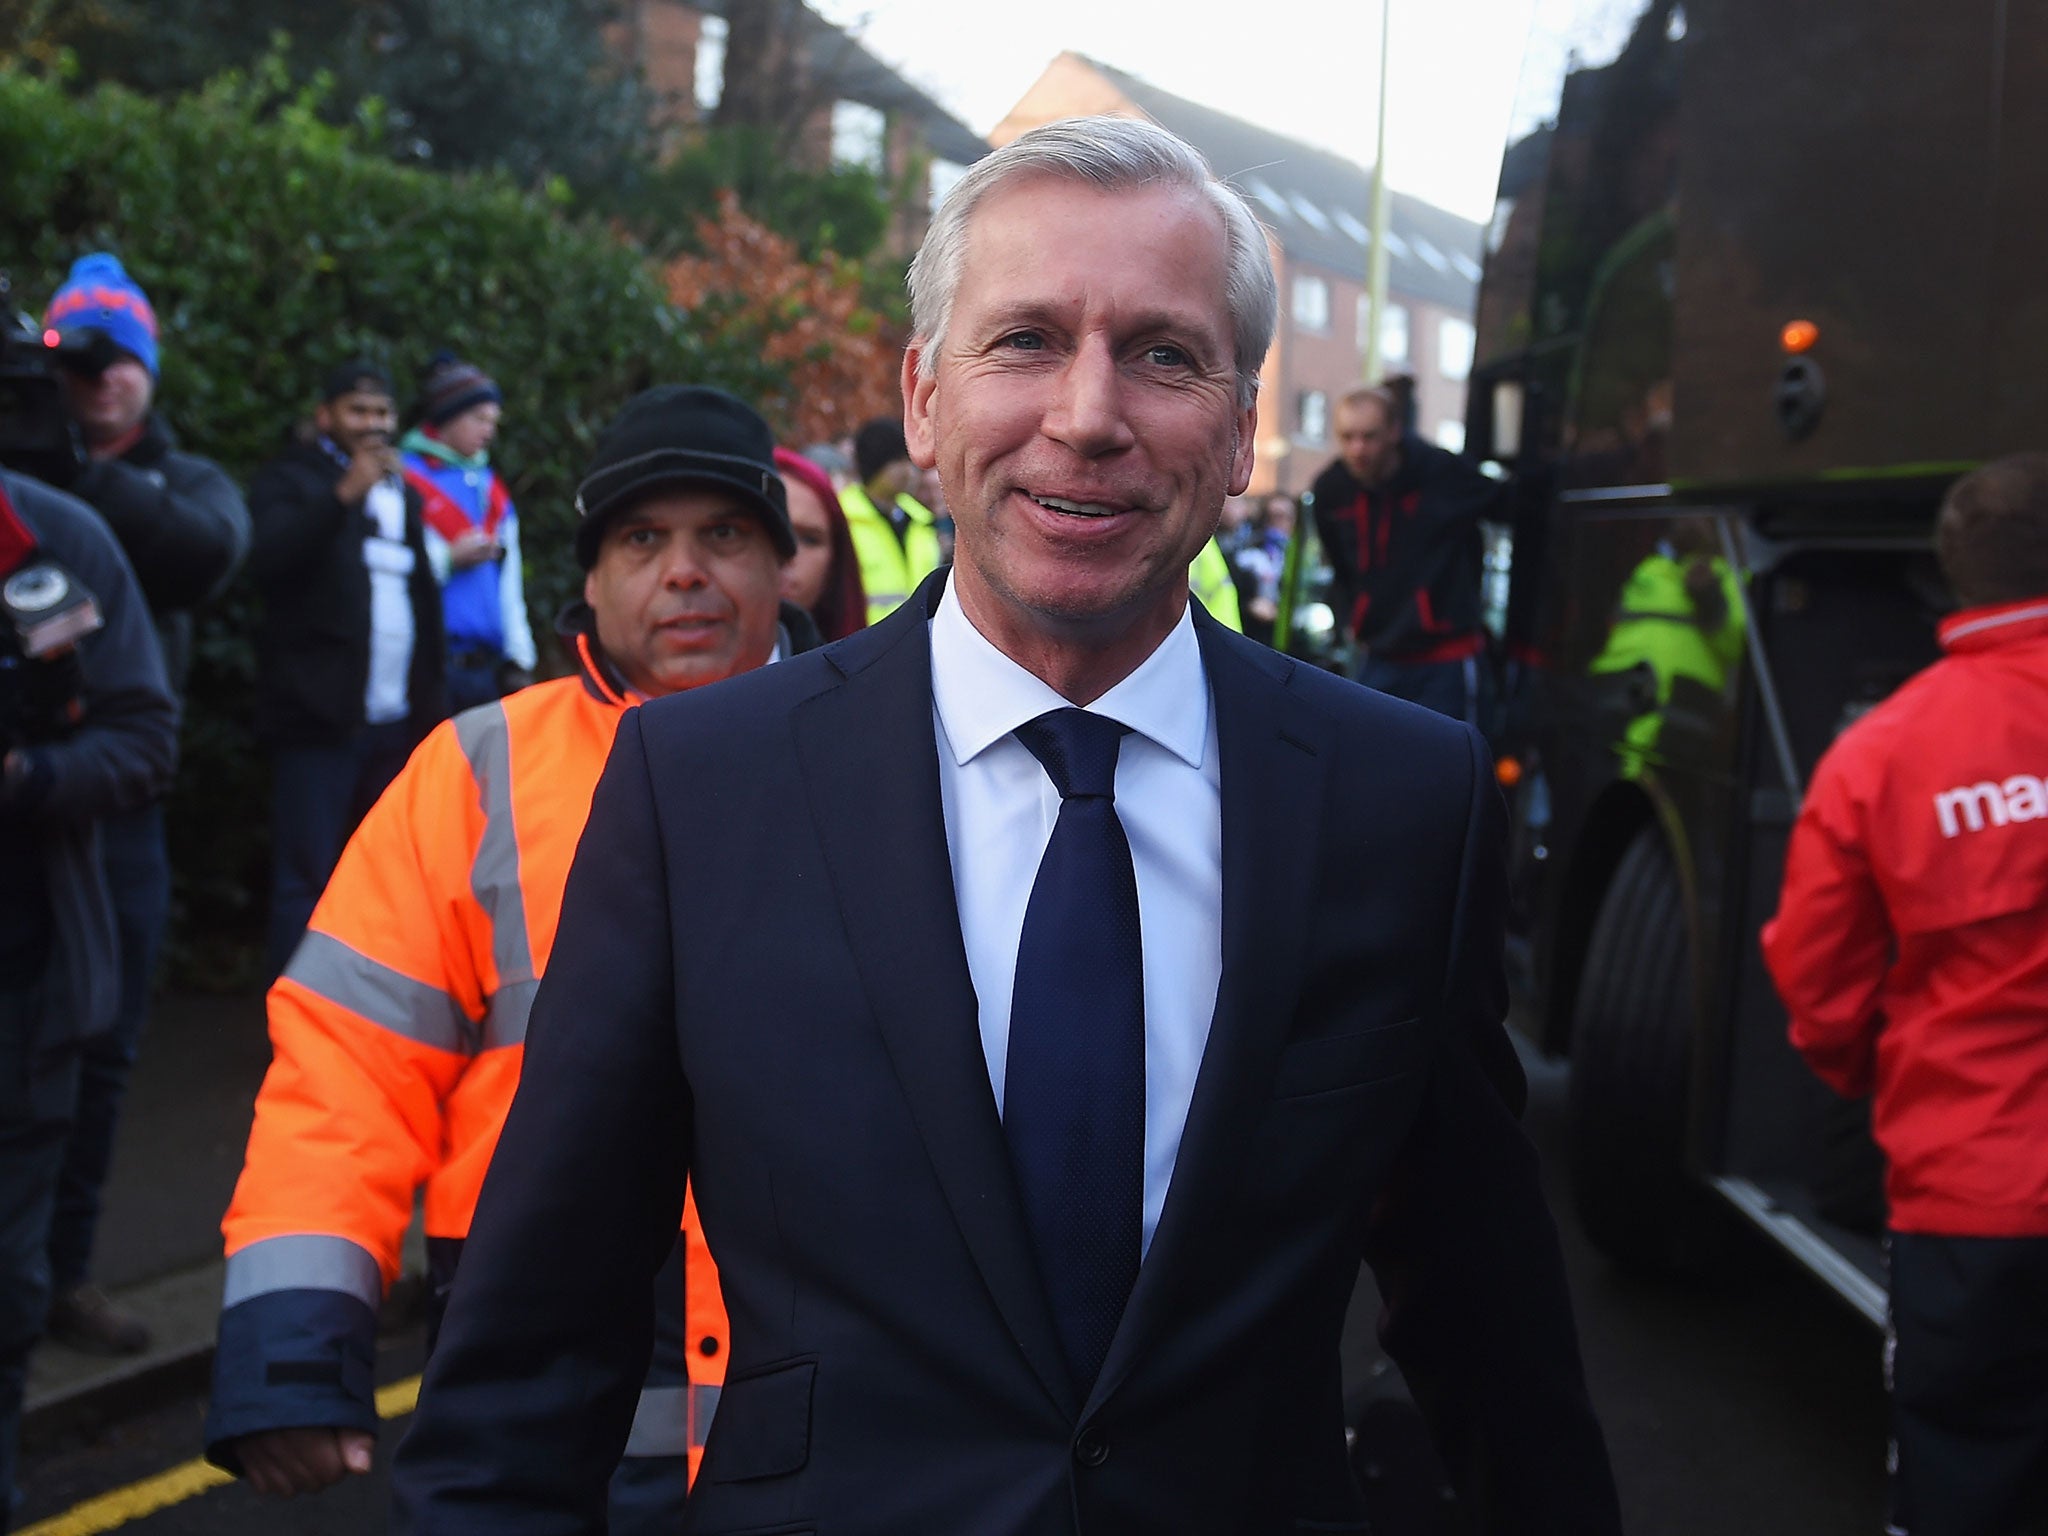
1015 708 1129 800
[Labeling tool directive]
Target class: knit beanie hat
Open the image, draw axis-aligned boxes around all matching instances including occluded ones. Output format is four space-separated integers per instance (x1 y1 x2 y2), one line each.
44 253 159 379
574 386 794 568
416 351 503 427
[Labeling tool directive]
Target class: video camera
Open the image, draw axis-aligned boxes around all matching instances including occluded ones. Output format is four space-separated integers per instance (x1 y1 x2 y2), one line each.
0 270 102 488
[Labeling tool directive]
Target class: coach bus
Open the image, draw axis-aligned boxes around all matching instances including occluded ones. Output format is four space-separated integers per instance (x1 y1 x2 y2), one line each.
1466 0 2048 1318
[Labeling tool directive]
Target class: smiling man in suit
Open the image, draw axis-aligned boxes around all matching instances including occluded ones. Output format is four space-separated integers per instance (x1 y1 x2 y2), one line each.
391 115 1620 1536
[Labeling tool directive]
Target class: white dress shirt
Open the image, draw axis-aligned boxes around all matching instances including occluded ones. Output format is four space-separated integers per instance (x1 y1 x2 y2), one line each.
930 582 1224 1254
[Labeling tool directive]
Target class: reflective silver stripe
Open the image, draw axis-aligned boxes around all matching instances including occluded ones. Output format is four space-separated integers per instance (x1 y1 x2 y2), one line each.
223 1234 382 1310
482 977 539 1051
454 704 538 995
620 1383 721 1458
690 1383 721 1448
285 930 477 1055
1944 599 2048 643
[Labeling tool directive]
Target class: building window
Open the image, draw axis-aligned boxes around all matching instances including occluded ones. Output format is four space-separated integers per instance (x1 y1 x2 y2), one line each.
1385 303 1411 363
1292 274 1330 333
1298 389 1329 445
929 158 969 213
1438 316 1476 382
831 100 886 172
1356 298 1409 365
694 15 728 115
1434 418 1467 453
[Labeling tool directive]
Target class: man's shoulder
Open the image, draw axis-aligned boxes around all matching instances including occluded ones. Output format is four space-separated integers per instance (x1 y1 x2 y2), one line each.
250 440 329 492
1206 621 1477 765
636 606 923 752
636 640 858 747
3 470 127 578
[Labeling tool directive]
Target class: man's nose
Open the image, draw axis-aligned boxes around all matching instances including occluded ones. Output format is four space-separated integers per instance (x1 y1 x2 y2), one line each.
1043 338 1136 458
658 542 710 589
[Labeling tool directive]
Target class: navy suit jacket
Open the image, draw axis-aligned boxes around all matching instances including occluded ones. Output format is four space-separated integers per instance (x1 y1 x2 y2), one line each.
391 573 1620 1535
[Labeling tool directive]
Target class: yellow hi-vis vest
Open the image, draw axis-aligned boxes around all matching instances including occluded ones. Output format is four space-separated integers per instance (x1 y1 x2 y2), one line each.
1191 537 1243 632
841 484 943 625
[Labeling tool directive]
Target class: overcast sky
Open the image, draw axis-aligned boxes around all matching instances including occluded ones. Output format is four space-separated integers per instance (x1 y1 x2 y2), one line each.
811 0 1550 222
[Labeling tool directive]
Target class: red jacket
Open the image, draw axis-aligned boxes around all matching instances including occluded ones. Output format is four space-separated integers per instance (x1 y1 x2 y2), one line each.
1762 597 2048 1236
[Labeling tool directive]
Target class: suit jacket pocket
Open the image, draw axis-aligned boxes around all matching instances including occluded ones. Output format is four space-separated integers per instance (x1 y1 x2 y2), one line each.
705 1356 816 1483
1273 1016 1427 1100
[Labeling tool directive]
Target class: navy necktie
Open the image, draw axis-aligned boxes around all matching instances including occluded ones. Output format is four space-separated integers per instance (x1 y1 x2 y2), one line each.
1005 707 1145 1392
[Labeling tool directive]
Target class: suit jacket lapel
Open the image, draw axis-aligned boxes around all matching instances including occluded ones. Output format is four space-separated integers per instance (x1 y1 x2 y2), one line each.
1087 613 1330 1415
792 575 1078 1416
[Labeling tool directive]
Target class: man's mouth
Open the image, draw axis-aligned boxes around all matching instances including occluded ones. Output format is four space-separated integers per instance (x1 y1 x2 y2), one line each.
1029 494 1129 519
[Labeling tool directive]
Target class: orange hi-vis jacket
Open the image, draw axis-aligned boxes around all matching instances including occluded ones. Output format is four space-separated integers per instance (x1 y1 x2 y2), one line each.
203 623 729 1486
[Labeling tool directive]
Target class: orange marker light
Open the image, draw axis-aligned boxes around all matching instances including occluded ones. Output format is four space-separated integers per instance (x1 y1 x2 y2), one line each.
1781 319 1820 355
1495 755 1524 789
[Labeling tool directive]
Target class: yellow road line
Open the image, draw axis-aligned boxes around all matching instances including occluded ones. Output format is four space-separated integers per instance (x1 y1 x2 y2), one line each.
16 1373 424 1536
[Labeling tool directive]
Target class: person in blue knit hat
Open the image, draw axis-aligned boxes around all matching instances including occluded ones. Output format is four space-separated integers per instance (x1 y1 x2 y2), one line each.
39 251 249 1359
399 353 536 712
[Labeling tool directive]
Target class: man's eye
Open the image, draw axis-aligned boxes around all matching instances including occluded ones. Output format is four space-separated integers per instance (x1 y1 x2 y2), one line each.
998 331 1045 351
1145 344 1192 368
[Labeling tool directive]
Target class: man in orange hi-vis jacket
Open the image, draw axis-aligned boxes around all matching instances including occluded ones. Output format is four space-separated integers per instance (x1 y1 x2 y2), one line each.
203 387 816 1530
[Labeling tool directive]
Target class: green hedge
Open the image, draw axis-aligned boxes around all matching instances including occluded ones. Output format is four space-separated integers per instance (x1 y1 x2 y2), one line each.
0 65 792 986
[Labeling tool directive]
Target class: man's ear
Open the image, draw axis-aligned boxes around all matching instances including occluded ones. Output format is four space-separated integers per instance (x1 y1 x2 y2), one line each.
903 343 939 470
583 565 600 609
1228 394 1259 497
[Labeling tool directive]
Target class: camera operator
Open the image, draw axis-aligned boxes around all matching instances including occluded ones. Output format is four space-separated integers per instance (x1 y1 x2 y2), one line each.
38 253 249 1357
0 466 177 1517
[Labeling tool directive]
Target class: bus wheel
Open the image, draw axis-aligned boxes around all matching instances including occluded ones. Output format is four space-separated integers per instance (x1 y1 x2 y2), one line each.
1567 826 1712 1272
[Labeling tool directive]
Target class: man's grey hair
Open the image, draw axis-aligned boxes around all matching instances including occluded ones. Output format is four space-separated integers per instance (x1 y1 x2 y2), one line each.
906 115 1278 409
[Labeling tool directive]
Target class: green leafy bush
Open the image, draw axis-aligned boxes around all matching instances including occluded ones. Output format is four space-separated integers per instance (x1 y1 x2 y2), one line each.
0 64 791 986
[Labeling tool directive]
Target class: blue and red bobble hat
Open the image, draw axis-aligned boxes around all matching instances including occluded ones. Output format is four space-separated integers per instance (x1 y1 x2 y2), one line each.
44 253 159 379
416 350 502 427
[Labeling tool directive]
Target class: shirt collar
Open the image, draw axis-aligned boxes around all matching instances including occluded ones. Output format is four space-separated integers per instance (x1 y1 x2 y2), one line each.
930 580 1209 770
1939 597 2048 654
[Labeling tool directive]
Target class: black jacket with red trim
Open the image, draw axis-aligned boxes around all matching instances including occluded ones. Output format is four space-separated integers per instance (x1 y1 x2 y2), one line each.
1310 436 1498 661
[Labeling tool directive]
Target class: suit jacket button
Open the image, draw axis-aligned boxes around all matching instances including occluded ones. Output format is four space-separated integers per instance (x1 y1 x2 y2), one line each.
1073 1429 1109 1468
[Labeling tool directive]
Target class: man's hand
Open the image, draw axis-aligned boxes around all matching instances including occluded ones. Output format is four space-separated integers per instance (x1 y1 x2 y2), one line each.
447 527 501 570
234 1427 376 1497
335 444 397 508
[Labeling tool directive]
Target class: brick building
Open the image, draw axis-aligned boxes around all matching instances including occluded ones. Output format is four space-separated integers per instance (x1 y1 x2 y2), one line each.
616 1 988 258
993 54 1485 495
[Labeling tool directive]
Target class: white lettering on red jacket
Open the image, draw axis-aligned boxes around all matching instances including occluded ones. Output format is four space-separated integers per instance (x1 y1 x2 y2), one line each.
1933 774 2048 837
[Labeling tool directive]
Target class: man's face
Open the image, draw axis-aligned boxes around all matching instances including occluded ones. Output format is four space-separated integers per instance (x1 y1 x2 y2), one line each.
871 457 915 502
316 390 397 458
583 488 784 698
905 175 1255 649
1335 397 1399 485
437 401 500 459
60 355 153 449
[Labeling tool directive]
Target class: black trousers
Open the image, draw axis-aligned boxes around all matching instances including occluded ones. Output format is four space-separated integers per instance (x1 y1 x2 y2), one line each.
1888 1232 2048 1536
